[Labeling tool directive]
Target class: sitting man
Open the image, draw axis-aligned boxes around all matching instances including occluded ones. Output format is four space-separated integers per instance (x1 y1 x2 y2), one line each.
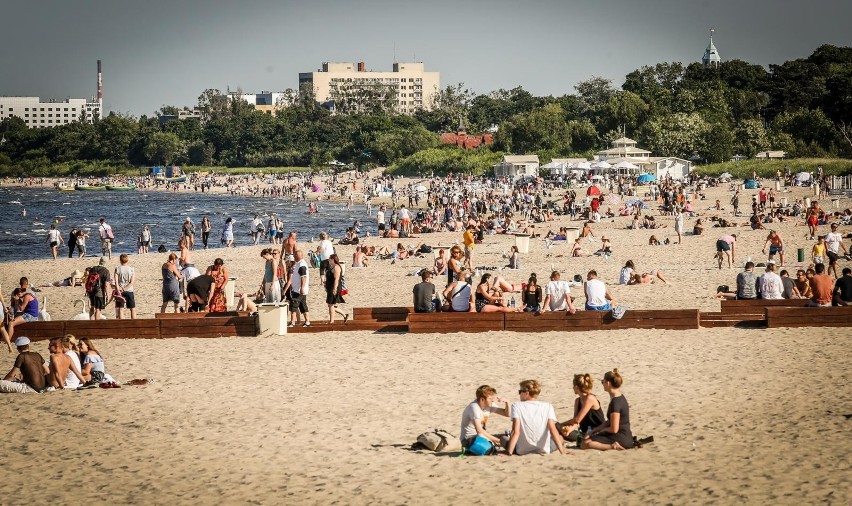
501 380 566 456
834 267 852 306
584 270 614 311
460 385 510 450
0 336 46 393
413 270 438 313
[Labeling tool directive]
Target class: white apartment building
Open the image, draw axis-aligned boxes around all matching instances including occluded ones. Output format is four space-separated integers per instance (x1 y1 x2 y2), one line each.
299 61 440 114
0 97 102 128
228 90 289 114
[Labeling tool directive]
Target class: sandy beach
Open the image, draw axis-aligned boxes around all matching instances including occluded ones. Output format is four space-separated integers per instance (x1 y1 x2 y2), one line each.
1 182 850 504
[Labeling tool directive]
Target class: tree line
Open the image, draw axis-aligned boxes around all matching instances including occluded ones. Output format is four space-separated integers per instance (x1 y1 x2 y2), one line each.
0 44 850 177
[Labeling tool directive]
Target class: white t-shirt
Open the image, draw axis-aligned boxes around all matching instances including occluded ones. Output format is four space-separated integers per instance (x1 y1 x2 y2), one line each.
760 272 784 299
460 401 498 441
399 208 410 220
376 210 385 225
544 280 571 311
48 229 61 243
99 223 112 240
510 400 557 455
318 239 334 261
65 350 82 389
585 279 608 306
619 267 634 285
825 232 842 254
291 259 310 295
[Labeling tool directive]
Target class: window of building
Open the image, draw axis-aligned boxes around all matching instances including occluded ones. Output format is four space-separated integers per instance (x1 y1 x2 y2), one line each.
40 114 44 117
64 108 69 111
25 114 29 117
8 108 12 112
25 108 29 111
40 108 44 111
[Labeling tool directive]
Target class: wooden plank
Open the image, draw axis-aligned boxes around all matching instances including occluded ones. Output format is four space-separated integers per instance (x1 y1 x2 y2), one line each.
155 311 250 319
160 317 256 328
17 322 66 341
288 322 408 333
504 311 602 332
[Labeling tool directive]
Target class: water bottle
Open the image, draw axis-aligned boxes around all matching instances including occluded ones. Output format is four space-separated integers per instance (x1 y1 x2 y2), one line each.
510 296 516 308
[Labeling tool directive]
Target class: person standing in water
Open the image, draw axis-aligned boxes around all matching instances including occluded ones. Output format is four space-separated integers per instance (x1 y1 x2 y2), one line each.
47 224 64 260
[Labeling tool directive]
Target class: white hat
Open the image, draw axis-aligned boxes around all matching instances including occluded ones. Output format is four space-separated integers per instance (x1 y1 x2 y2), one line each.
15 336 30 347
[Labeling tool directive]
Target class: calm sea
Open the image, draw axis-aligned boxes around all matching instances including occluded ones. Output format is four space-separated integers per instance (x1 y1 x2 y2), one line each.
0 186 366 262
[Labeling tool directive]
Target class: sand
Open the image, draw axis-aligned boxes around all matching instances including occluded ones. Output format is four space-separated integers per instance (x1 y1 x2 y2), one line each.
0 181 850 504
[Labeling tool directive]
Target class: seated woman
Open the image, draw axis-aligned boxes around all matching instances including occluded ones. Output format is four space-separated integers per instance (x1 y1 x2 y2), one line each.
693 219 704 236
339 227 359 245
571 238 589 257
474 274 522 313
619 260 635 285
595 236 612 256
521 274 542 312
459 385 511 450
648 235 661 246
442 277 475 312
561 373 605 443
78 337 111 386
581 368 633 451
501 379 566 455
6 288 38 342
507 245 521 270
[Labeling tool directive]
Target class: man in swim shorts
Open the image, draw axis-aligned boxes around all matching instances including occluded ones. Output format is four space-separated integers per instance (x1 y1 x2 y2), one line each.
715 234 736 269
762 230 785 266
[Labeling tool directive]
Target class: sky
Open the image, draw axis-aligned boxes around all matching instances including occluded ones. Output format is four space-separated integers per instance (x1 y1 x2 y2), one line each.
1 0 850 117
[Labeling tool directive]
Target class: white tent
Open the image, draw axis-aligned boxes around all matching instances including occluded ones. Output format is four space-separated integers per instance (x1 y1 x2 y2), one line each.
795 172 811 182
613 161 638 170
592 160 612 169
572 161 592 171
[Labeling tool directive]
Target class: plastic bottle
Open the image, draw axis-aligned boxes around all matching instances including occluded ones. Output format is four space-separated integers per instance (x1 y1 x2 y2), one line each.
510 296 516 308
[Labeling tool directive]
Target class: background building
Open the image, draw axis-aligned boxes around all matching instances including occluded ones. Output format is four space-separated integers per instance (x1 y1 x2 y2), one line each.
228 90 289 115
702 29 721 68
0 60 103 128
299 61 440 114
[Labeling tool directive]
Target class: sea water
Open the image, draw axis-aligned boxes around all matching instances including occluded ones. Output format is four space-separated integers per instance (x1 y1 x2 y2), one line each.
0 187 365 262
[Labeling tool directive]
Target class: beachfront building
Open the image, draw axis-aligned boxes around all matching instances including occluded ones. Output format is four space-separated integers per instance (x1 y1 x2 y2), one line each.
493 155 540 178
702 29 721 68
596 137 693 179
0 97 102 129
754 150 787 159
298 61 440 114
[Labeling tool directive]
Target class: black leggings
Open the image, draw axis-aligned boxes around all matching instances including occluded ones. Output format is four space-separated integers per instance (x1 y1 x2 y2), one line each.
202 231 210 248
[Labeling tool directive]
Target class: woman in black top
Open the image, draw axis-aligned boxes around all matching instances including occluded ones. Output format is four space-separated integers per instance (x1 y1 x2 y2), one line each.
563 373 606 442
582 368 633 450
324 254 347 323
522 273 542 312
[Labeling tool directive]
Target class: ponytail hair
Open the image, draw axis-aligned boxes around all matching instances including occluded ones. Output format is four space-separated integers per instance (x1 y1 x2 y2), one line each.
603 368 623 388
573 373 593 393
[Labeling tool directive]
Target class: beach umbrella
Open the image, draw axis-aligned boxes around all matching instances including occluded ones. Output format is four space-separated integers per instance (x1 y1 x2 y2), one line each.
592 160 612 169
573 161 592 171
719 172 732 179
614 161 639 170
586 185 602 196
795 172 810 182
311 183 322 192
604 193 621 205
744 179 759 189
590 175 605 180
636 173 656 183
414 184 427 192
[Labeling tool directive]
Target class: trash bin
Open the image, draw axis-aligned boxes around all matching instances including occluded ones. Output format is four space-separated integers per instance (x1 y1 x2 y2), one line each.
781 197 787 206
225 276 237 310
258 303 289 335
804 197 811 209
797 248 805 263
514 234 530 254
565 227 581 240
774 181 780 191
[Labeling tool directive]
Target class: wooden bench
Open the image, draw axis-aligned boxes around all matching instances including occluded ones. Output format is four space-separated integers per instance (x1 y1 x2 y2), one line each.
765 306 852 328
408 312 504 333
17 315 260 340
159 316 258 338
504 311 603 332
352 307 413 322
155 311 250 319
602 309 700 330
701 299 812 327
288 320 408 334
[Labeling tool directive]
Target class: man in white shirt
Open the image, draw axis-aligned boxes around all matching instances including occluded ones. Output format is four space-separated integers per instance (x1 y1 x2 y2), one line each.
376 206 386 233
459 385 510 449
288 249 311 327
251 215 263 245
584 270 614 311
825 223 848 278
759 262 784 300
541 271 577 313
503 380 565 456
317 232 335 285
47 224 64 260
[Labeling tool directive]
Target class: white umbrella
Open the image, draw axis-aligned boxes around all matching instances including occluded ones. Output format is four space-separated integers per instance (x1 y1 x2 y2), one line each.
592 160 612 169
541 161 560 169
590 175 604 180
719 172 732 179
614 161 638 170
795 172 811 182
414 184 427 192
573 161 592 171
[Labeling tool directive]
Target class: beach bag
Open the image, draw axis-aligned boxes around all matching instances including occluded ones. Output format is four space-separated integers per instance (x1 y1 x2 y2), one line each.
466 435 495 456
611 305 628 320
308 251 320 268
85 272 101 296
102 225 114 240
415 429 460 452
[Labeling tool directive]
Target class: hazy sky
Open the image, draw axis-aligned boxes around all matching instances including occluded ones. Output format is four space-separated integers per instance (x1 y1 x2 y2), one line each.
1 0 850 116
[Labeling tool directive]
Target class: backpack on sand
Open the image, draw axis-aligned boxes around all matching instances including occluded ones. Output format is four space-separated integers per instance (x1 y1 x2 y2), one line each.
413 429 461 452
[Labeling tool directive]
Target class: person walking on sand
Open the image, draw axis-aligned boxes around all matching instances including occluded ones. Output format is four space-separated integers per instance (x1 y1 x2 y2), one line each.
114 254 136 319
673 207 684 245
98 218 114 259
200 216 211 249
762 230 785 266
46 224 64 260
286 249 311 327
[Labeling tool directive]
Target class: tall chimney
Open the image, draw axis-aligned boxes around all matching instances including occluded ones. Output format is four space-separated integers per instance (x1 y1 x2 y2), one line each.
97 60 103 101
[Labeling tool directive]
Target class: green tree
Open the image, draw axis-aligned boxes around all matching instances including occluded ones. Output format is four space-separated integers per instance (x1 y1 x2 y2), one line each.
144 131 182 165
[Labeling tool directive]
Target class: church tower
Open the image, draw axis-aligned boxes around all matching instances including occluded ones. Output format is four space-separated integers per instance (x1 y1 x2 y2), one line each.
702 29 721 68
